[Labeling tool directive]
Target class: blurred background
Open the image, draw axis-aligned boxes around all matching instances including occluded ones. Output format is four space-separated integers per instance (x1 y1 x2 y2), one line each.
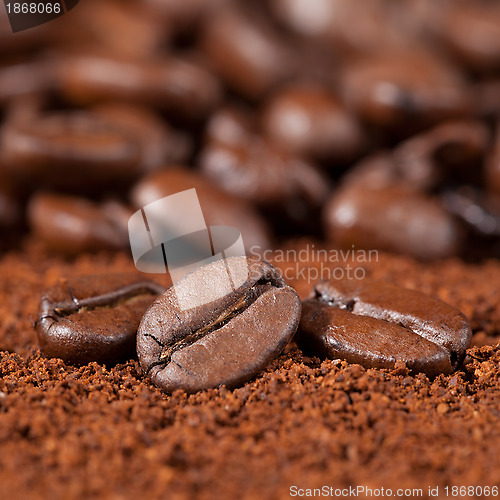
0 0 500 261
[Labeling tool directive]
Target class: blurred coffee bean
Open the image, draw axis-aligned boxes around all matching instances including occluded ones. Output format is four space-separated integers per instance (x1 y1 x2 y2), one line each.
262 84 364 161
3 94 45 124
200 139 330 208
28 192 131 253
55 0 169 58
131 167 272 252
393 120 489 190
204 106 254 148
436 3 500 72
271 0 419 56
342 152 399 190
0 59 57 105
344 120 488 192
442 187 500 238
57 51 221 120
201 6 296 99
0 111 140 189
37 273 164 365
341 49 471 127
324 184 462 260
93 103 191 174
200 107 330 210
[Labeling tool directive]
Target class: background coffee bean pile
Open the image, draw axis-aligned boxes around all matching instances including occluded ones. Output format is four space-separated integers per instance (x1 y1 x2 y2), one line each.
1 0 500 260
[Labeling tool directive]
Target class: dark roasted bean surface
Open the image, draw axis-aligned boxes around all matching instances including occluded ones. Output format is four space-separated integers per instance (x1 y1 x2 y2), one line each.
298 278 472 376
37 273 164 365
137 257 301 393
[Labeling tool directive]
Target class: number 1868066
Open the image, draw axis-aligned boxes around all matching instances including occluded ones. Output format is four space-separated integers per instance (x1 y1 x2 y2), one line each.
5 2 62 14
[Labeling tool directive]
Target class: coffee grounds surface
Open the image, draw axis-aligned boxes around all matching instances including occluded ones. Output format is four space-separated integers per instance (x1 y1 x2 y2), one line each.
1 239 499 499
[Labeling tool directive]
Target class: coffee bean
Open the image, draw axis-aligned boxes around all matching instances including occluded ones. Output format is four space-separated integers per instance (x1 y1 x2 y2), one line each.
435 3 500 72
200 106 331 209
341 49 470 127
57 51 221 120
324 184 462 260
298 279 472 376
271 0 418 56
392 120 489 190
92 103 191 174
0 111 140 189
0 59 55 105
262 84 364 161
37 274 164 365
137 257 301 393
57 0 169 58
201 6 296 99
442 187 500 238
131 167 272 252
28 192 131 253
344 120 488 192
204 106 254 148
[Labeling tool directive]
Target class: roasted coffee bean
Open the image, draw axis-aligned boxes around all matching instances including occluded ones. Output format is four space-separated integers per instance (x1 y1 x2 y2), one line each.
324 185 462 260
204 106 254 148
200 138 330 208
93 104 191 174
200 107 331 209
442 187 500 238
435 3 500 72
341 152 400 190
201 6 296 99
57 51 221 120
262 84 364 161
343 120 488 192
298 279 472 376
0 59 56 105
137 257 301 393
131 167 272 252
56 0 169 58
271 0 419 56
1 105 190 188
37 274 164 365
0 111 140 189
392 120 489 190
341 49 470 127
28 192 131 253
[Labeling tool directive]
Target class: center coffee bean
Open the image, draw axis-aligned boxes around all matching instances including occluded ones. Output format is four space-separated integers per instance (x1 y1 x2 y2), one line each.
37 274 164 365
137 257 301 393
298 279 472 377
